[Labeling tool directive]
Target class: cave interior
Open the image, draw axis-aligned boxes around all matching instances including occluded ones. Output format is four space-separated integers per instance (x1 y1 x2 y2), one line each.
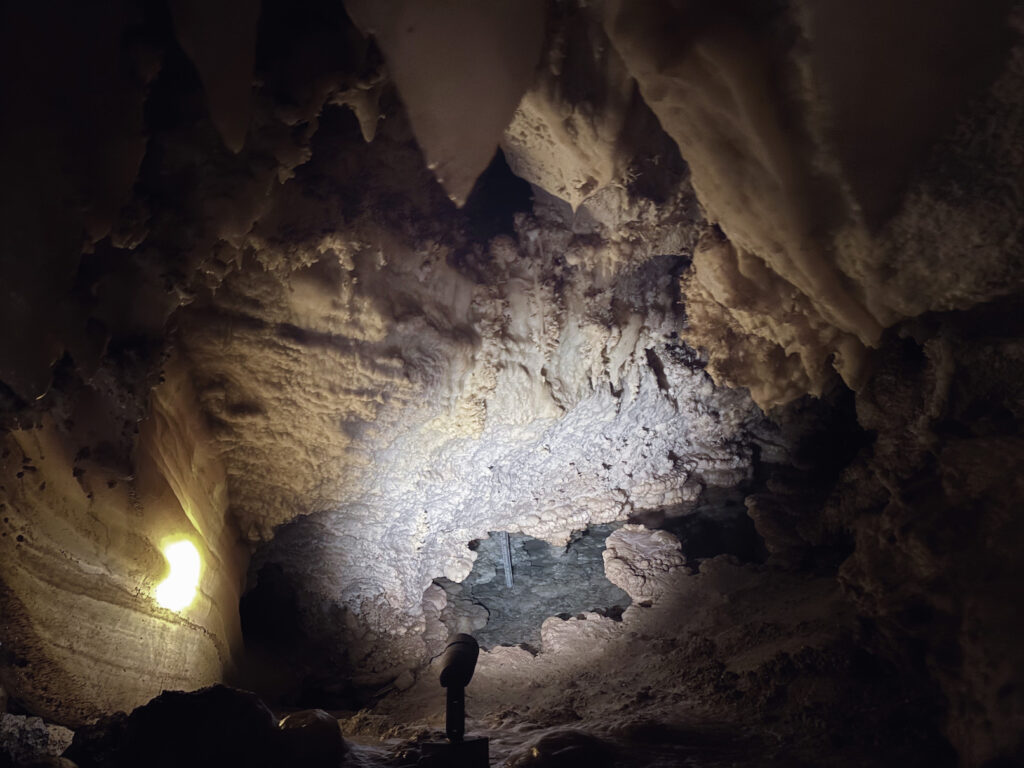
2 1 1024 767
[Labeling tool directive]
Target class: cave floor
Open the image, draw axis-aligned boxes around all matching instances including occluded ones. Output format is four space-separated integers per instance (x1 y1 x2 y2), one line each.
332 561 953 767
342 719 768 768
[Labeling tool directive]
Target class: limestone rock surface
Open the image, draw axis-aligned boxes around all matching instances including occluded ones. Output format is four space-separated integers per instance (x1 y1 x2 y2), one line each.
605 0 1024 408
0 361 244 723
0 713 73 767
603 525 688 602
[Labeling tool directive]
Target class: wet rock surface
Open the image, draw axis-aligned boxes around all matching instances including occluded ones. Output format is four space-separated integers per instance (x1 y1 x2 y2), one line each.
437 526 632 649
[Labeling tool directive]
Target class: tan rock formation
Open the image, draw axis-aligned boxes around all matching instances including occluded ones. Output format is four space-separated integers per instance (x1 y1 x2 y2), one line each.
0 359 244 723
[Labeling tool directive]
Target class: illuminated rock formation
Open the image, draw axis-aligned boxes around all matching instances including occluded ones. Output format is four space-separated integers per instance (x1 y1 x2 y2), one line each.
0 360 243 723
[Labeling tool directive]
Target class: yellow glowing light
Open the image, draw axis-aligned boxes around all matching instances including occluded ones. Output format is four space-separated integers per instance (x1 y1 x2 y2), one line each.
155 540 201 611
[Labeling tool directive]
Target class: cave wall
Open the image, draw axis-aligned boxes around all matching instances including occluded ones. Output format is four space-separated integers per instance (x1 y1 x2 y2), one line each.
831 307 1024 764
436 525 632 650
0 358 244 724
0 0 375 721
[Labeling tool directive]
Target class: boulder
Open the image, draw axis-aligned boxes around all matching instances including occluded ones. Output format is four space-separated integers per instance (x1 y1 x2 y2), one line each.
505 728 615 767
65 685 282 768
0 713 72 768
278 709 347 767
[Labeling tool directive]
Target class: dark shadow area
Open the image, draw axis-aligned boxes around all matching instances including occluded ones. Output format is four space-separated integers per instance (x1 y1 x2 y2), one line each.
658 487 766 564
236 553 360 711
239 563 305 657
436 525 631 650
459 148 535 243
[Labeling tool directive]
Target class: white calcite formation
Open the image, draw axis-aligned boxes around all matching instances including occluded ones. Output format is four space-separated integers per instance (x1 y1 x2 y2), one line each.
500 5 637 212
603 524 688 602
218 177 764 677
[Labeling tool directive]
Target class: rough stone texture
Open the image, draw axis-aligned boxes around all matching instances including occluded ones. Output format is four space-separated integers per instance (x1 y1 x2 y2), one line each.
278 709 348 767
0 0 380 723
0 713 72 767
605 0 1024 409
236 258 762 685
376 552 952 767
682 232 864 407
828 306 1024 766
602 525 687 602
500 3 637 211
436 525 631 650
205 108 763 690
0 360 244 724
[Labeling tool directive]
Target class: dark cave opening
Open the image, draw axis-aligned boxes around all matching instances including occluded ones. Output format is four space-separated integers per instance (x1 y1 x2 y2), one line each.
460 149 536 244
656 488 766 564
434 526 632 650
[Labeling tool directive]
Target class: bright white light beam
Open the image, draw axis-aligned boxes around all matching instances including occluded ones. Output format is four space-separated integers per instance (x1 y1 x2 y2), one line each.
155 540 201 611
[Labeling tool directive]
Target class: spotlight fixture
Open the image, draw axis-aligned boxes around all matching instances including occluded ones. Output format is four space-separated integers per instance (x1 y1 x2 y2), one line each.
155 540 201 611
